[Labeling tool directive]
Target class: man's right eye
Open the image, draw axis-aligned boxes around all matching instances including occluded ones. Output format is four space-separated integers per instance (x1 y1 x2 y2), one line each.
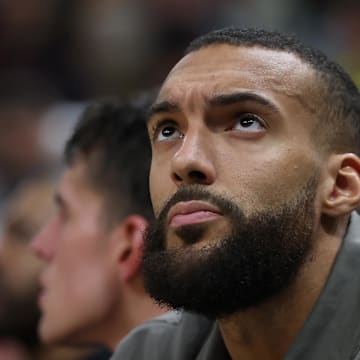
153 122 183 142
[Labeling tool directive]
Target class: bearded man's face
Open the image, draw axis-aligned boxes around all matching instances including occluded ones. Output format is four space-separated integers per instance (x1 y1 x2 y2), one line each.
144 179 317 318
146 44 323 318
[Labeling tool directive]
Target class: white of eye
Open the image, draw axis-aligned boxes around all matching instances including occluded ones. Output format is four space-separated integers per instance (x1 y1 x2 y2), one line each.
233 114 264 132
156 124 182 142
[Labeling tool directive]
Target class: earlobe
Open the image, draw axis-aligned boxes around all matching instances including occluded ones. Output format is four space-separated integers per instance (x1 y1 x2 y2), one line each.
323 154 360 216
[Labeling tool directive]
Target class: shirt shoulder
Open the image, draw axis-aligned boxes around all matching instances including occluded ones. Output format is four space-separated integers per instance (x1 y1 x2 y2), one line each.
111 311 214 360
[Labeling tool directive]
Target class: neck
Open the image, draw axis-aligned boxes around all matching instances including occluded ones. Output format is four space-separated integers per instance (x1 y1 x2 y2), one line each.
106 278 167 350
218 216 347 360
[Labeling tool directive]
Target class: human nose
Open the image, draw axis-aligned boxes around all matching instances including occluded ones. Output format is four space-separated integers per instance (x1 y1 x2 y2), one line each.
30 220 55 262
171 129 216 186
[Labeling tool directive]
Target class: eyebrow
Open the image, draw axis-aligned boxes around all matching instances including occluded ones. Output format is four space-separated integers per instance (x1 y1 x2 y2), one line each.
147 91 280 122
209 92 279 113
147 101 180 121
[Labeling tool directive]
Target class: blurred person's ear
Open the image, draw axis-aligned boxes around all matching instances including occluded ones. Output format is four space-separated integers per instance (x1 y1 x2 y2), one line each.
111 215 148 282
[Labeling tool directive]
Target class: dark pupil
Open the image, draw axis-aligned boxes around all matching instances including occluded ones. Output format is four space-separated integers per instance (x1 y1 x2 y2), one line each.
162 126 175 137
240 117 254 127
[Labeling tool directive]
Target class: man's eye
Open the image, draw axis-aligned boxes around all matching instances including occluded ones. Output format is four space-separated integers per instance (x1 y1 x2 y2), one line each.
154 123 182 142
232 113 264 132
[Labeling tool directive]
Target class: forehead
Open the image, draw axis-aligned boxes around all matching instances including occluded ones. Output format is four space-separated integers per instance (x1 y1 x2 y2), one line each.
157 44 317 109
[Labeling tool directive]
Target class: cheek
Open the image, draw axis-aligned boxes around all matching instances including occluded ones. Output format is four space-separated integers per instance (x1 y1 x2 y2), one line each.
73 266 111 299
67 257 119 321
149 159 174 217
55 231 104 281
43 265 118 339
218 146 319 209
54 249 114 307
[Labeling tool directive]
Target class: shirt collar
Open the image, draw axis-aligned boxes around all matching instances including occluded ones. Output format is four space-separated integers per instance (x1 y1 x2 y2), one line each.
285 212 360 359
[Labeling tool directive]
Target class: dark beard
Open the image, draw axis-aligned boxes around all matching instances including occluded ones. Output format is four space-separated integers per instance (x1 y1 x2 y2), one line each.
143 177 318 318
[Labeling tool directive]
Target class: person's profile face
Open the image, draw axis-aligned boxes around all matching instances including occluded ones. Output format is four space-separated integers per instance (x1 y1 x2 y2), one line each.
0 181 53 342
32 161 119 345
144 44 324 315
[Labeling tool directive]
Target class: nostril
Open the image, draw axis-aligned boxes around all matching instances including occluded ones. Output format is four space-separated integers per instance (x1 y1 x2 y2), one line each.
189 170 206 181
174 173 182 181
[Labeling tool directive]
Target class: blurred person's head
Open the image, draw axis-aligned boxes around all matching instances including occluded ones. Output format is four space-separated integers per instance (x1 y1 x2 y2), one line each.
32 98 165 350
0 176 111 360
0 177 54 347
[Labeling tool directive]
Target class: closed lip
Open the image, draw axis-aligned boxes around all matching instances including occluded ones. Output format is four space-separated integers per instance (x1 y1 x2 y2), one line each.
167 200 222 225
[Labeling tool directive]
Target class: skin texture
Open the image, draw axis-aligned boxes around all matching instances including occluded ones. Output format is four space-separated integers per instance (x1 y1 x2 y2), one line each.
147 44 360 360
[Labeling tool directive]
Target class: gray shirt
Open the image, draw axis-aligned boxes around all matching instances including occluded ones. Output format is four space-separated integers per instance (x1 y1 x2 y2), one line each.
112 212 360 360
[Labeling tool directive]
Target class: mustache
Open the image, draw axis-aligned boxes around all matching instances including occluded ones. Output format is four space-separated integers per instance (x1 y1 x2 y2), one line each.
157 184 240 222
146 184 244 252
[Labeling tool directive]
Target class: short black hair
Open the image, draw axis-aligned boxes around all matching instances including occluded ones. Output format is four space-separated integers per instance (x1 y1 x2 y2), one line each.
186 27 360 155
65 96 153 226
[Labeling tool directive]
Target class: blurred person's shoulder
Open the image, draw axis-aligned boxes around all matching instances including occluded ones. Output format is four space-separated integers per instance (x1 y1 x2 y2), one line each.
111 311 217 360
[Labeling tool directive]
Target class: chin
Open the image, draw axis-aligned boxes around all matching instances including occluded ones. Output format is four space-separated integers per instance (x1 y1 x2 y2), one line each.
170 220 230 248
40 320 64 345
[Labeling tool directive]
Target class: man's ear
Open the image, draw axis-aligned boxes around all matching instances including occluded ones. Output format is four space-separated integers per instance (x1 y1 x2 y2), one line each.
322 153 360 216
111 215 148 282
